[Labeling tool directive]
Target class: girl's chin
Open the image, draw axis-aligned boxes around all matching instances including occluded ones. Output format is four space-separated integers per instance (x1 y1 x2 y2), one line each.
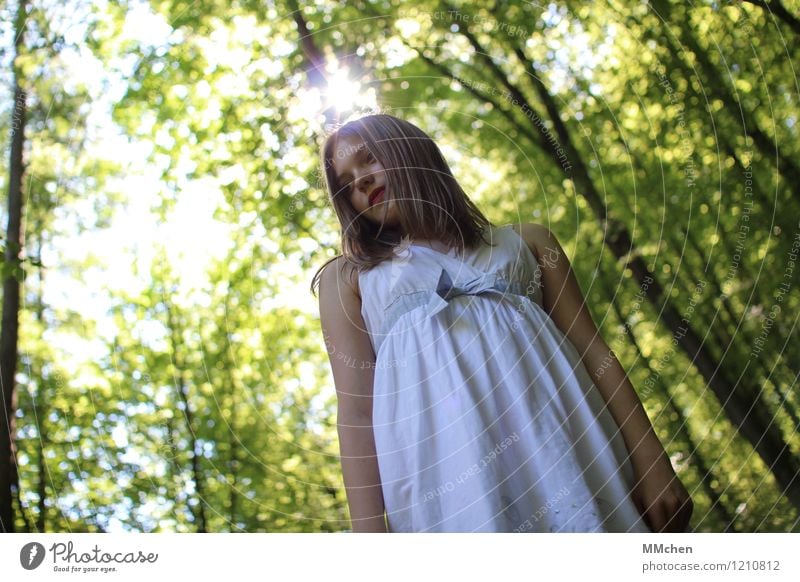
367 204 397 221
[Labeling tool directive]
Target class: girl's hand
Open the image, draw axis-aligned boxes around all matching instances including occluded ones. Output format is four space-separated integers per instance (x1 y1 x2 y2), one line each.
630 452 694 532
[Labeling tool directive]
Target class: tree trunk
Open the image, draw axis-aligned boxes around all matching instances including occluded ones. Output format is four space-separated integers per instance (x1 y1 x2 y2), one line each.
1 0 28 534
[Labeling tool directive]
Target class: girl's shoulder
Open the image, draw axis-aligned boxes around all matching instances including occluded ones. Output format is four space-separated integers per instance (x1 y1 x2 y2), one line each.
321 255 362 301
506 222 552 262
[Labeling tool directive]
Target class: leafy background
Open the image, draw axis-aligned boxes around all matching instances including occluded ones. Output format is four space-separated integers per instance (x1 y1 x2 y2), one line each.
1 0 798 532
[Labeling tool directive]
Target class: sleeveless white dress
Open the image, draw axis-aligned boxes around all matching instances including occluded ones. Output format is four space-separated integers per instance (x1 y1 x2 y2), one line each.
358 224 651 533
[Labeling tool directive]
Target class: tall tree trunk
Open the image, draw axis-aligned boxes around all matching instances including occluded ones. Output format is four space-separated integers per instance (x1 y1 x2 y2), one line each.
1 0 28 534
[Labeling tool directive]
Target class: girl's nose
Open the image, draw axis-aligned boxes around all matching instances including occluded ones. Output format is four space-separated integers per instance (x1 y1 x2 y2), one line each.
356 174 373 193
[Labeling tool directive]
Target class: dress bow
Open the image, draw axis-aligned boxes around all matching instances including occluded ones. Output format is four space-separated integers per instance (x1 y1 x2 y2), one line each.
423 267 512 318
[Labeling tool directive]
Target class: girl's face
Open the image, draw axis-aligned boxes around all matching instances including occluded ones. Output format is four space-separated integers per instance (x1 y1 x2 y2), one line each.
332 133 401 229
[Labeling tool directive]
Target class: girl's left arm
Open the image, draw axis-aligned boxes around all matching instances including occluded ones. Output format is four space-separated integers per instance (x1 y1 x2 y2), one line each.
518 223 693 532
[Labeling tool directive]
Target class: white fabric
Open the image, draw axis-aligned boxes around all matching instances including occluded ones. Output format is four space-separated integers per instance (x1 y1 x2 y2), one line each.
358 224 651 532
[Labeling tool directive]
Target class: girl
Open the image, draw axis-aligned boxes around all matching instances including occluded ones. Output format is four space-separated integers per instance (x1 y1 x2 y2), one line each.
312 113 693 533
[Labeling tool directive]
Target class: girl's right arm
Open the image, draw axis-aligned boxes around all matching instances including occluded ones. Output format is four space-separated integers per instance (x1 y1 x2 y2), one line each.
318 258 388 533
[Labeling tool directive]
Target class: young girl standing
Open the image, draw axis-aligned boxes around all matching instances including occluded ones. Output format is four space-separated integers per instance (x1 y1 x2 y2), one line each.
312 113 693 533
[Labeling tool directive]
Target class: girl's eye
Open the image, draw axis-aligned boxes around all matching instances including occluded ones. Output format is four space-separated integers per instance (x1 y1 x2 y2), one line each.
338 152 375 194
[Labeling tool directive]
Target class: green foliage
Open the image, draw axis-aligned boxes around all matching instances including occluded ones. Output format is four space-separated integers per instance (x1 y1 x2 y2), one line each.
9 0 799 532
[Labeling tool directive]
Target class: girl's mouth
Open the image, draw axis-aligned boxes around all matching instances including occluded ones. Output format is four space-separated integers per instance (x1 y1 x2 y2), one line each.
369 187 385 205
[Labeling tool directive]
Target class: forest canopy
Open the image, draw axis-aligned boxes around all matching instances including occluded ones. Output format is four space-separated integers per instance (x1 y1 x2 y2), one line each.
0 0 798 533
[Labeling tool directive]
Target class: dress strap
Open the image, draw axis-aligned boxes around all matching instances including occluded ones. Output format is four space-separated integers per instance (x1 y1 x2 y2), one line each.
379 265 529 338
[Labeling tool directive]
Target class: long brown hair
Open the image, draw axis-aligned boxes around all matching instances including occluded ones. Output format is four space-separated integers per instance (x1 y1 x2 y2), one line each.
310 113 495 297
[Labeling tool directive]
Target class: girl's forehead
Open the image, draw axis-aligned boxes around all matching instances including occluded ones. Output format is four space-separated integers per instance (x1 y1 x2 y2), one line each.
333 133 366 157
332 134 368 174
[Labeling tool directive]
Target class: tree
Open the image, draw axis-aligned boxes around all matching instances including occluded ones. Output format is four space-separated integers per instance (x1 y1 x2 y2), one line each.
1 0 28 533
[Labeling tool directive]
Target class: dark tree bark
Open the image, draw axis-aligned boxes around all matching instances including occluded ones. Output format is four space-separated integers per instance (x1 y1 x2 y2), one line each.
1 0 28 534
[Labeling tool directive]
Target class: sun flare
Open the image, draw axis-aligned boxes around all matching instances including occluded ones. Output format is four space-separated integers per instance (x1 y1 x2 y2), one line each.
325 68 362 112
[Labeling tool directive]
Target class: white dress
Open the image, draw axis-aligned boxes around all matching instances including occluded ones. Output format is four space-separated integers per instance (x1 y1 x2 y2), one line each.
358 224 651 533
